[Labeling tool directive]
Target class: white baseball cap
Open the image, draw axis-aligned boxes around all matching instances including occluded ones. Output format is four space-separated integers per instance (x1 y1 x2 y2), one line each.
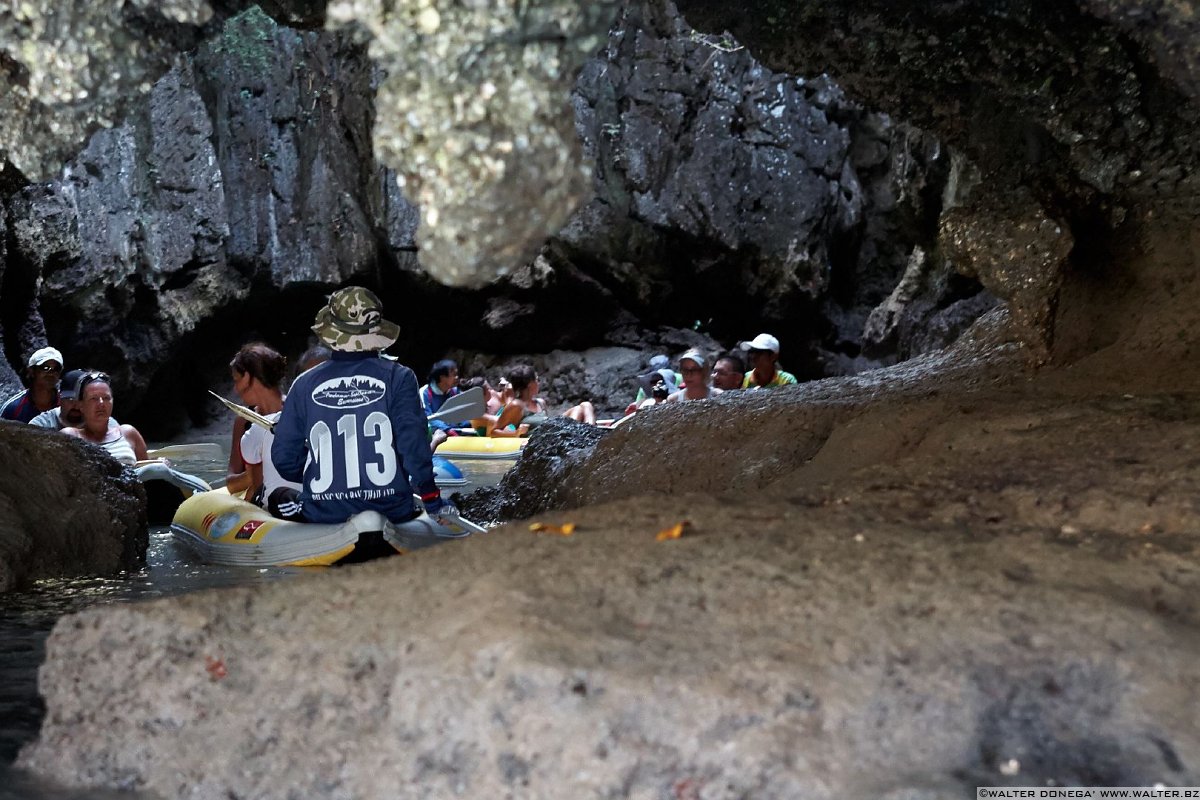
27 346 64 368
740 333 780 354
678 348 707 368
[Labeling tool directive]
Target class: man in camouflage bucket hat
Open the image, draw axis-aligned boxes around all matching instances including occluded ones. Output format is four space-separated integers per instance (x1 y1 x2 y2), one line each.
312 286 401 352
273 286 453 524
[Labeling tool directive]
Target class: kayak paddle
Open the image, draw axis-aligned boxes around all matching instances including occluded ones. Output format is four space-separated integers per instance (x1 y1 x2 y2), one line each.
427 386 486 423
209 390 276 432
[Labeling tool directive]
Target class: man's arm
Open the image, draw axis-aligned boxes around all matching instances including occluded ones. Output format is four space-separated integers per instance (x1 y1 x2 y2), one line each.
271 389 308 483
392 368 439 505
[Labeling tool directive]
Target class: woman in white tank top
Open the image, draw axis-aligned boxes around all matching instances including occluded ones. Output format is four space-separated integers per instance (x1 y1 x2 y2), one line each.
61 372 149 467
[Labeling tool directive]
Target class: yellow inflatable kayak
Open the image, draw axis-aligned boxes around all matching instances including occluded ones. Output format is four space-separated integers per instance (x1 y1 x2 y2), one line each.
434 436 527 460
170 490 481 567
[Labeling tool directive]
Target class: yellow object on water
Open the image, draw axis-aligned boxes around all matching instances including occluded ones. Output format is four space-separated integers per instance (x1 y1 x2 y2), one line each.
171 490 481 567
435 436 527 460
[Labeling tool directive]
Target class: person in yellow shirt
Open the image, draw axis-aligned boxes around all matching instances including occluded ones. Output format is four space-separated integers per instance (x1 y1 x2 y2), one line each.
740 333 798 389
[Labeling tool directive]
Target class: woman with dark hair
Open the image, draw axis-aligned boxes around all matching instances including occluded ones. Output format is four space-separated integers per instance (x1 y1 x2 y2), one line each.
227 342 299 508
61 372 149 466
490 365 598 436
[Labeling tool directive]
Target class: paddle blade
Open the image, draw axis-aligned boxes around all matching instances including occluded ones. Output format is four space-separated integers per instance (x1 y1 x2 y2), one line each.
427 386 486 423
208 390 276 432
146 443 224 461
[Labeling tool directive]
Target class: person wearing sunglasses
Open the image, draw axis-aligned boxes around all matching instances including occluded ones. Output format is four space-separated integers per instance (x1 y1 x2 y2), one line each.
710 352 746 392
29 368 122 431
1 346 64 423
666 349 723 403
61 372 149 467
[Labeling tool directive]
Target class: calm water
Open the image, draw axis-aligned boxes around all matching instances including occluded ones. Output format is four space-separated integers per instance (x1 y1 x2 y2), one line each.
0 443 510 798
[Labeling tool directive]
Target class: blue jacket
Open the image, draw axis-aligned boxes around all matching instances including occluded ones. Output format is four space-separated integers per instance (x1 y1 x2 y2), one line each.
272 352 438 524
1 389 52 422
419 383 463 433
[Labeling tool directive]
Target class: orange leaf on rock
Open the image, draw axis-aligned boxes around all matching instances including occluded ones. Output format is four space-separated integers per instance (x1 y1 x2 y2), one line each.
529 522 576 536
656 520 692 541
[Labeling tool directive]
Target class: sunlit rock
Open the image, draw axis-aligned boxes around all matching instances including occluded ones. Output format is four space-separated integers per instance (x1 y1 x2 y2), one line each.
0 0 213 181
940 189 1074 363
326 0 622 287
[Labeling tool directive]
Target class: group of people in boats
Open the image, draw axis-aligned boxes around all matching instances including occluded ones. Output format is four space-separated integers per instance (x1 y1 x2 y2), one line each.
619 332 797 416
2 285 799 530
0 347 149 466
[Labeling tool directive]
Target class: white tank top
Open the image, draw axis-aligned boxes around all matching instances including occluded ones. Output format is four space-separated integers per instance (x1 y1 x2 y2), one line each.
99 433 137 467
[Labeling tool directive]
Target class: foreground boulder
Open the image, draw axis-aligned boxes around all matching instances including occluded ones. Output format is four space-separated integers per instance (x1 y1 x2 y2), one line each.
17 309 1200 795
0 424 147 592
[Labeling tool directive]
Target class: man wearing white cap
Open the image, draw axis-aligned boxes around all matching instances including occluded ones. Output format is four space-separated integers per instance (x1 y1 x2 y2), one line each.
740 333 798 390
666 349 722 402
1 346 64 422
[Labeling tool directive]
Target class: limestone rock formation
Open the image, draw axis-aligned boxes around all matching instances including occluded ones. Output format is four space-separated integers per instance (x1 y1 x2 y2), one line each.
563 0 968 367
4 9 396 412
17 335 1200 795
0 425 147 592
940 189 1074 364
2 1 983 422
325 0 622 287
673 0 1200 353
0 0 215 181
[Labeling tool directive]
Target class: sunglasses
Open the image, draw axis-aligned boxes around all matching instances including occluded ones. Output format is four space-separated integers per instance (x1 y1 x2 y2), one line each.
33 363 62 373
78 371 111 391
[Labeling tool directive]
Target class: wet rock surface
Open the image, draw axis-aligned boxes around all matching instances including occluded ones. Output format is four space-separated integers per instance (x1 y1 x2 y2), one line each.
456 417 610 525
0 425 147 592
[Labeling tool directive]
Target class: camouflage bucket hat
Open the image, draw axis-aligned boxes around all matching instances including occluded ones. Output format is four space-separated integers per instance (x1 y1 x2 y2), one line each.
311 286 401 352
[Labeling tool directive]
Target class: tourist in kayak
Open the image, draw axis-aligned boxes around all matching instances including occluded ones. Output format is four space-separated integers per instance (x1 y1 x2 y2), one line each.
295 344 332 377
624 354 678 415
1 346 64 422
229 342 302 512
61 371 149 466
271 286 451 524
740 333 798 390
666 349 722 402
421 359 470 450
710 352 746 391
492 365 597 435
29 368 121 431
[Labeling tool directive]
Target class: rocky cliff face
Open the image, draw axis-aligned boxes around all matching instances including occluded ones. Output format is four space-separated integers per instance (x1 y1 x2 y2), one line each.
2 0 976 432
675 0 1200 356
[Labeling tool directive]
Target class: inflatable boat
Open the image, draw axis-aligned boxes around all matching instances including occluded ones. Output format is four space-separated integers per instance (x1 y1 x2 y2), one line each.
136 461 213 526
434 436 527 460
170 490 482 567
432 455 467 487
